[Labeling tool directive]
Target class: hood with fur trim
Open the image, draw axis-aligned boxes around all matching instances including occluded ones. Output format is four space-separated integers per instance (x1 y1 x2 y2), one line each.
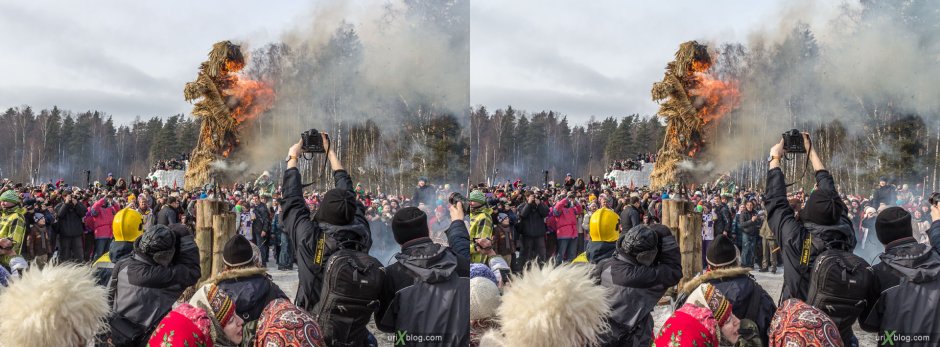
0 265 109 347
481 263 612 347
680 267 752 295
195 266 287 323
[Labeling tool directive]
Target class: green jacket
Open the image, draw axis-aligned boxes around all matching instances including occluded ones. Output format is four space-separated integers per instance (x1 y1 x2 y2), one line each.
0 207 26 266
469 207 494 264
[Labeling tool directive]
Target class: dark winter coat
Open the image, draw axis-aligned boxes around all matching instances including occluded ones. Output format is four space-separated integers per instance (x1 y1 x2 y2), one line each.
251 203 271 240
872 184 898 208
678 267 777 346
156 205 178 226
107 234 200 346
764 168 856 302
592 233 681 347
714 203 732 235
93 241 135 286
619 205 641 232
205 266 288 345
377 237 470 346
518 202 549 238
55 200 87 237
860 233 940 339
412 184 435 207
736 209 761 236
280 167 373 312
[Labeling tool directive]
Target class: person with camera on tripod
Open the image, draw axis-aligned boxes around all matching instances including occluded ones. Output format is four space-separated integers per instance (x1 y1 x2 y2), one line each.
765 131 873 346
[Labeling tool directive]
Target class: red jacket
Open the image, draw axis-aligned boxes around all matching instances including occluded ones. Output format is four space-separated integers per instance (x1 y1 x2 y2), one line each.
88 198 119 239
550 198 582 239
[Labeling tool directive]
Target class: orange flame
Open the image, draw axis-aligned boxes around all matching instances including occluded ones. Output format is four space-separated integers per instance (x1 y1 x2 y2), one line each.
689 62 739 126
215 58 275 159
227 76 275 124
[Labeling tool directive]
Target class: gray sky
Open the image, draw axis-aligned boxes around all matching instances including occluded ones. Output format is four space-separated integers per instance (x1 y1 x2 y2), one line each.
0 1 310 124
1 1 842 125
470 0 840 124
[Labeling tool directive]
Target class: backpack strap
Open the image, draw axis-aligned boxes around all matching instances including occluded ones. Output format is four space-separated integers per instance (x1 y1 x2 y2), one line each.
800 234 812 266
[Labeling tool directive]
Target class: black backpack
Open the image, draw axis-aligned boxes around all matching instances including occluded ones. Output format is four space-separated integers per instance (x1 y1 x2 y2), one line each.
313 240 384 347
806 244 874 338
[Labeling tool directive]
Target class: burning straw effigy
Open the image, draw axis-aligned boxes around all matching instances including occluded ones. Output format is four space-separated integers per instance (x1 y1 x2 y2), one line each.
183 41 274 191
650 41 737 190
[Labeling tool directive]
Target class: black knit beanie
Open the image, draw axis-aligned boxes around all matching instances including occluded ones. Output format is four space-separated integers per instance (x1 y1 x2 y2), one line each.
316 188 357 226
391 207 430 245
801 189 846 226
875 207 913 245
223 234 254 267
707 235 739 267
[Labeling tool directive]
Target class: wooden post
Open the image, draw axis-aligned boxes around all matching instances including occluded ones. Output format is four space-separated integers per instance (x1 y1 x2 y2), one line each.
660 199 703 290
194 200 216 283
677 210 703 290
212 212 236 277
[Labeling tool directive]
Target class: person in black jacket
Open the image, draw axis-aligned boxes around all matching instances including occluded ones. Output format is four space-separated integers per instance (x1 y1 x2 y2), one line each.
377 206 470 346
619 197 642 232
250 194 272 267
156 196 179 226
765 132 856 302
592 224 681 346
518 192 549 264
280 133 375 312
735 200 762 268
712 195 731 237
871 178 897 209
860 206 940 339
678 235 777 346
107 224 201 346
55 190 87 263
412 177 435 207
764 132 860 344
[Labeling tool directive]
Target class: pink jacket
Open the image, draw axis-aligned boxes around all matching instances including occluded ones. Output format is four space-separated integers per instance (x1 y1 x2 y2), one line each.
551 199 582 239
89 198 118 239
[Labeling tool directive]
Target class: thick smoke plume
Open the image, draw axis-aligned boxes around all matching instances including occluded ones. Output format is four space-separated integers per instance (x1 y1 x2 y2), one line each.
229 0 469 190
702 0 940 179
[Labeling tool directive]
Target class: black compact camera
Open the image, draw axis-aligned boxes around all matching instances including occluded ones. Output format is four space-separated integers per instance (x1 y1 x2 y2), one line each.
782 129 806 153
301 129 325 153
929 192 940 206
448 192 470 213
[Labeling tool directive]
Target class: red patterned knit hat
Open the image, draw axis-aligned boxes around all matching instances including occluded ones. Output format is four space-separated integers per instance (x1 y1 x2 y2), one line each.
207 284 236 327
686 282 733 326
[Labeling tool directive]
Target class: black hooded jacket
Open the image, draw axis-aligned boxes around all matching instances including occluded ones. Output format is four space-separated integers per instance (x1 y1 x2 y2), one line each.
592 229 681 347
764 168 856 302
107 232 200 346
377 237 470 346
860 220 940 336
280 167 372 312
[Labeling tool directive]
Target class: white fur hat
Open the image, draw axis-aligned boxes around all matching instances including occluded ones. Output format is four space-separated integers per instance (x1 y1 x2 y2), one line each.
0 264 109 347
470 277 501 320
481 262 612 347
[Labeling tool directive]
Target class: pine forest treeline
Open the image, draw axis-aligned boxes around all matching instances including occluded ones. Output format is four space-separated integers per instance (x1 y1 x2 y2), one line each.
0 106 199 185
469 106 666 185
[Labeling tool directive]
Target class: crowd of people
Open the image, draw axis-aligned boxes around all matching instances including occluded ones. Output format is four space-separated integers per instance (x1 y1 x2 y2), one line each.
467 133 940 346
1 131 940 346
0 132 472 346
